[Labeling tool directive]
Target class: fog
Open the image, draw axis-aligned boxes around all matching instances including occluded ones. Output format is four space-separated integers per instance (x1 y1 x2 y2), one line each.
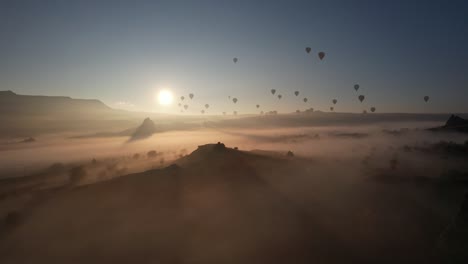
1 119 468 263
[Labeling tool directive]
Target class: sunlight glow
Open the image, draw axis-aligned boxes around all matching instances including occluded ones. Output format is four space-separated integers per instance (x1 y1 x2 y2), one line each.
157 89 174 106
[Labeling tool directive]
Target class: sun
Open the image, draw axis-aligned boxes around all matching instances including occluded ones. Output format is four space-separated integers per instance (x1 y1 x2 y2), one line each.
157 89 174 106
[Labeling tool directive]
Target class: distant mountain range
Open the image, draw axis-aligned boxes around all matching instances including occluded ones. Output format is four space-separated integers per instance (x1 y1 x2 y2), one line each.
1 90 467 138
0 90 112 117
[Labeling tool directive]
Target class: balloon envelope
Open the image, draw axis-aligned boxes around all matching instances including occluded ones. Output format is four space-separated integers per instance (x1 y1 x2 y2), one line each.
278 95 282 99
233 57 238 63
330 107 334 111
305 47 311 54
358 95 365 102
205 104 209 109
233 98 238 103
424 96 429 102
303 98 308 103
332 99 337 104
256 104 260 108
294 91 299 96
370 107 376 112
318 52 325 60
354 84 360 91
189 93 194 99
271 89 276 95
180 96 185 101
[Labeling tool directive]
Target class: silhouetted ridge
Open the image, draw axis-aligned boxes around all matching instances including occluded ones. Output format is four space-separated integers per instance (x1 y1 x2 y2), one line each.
129 118 156 141
0 90 111 116
445 115 468 128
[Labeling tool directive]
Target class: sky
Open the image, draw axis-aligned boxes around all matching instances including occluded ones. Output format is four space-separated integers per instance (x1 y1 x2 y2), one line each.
1 0 467 114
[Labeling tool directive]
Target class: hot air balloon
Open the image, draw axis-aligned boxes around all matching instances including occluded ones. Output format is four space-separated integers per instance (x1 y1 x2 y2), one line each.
305 47 311 54
424 96 429 102
256 104 260 108
233 98 238 103
233 57 238 63
201 110 205 114
332 99 337 105
363 110 367 114
228 95 231 99
296 110 300 113
189 93 194 99
222 112 226 115
271 89 276 95
180 96 185 101
370 107 376 113
330 107 334 111
233 111 237 115
184 105 188 110
278 94 282 99
318 52 325 60
358 95 365 102
354 84 360 91
205 104 209 109
294 91 299 96
303 98 308 103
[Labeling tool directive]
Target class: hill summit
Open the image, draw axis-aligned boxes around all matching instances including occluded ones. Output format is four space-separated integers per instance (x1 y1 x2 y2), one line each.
129 118 157 141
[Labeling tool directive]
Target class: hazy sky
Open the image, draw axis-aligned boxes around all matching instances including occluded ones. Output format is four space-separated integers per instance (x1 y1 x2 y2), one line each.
1 0 467 114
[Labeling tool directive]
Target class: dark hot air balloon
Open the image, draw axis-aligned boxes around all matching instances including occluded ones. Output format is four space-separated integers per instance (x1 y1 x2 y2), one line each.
233 111 237 115
180 96 185 101
205 104 209 109
358 95 365 102
233 57 238 63
318 52 325 60
271 89 276 95
233 98 238 103
278 94 282 99
222 112 226 115
201 110 205 114
332 99 337 104
370 107 376 113
354 84 360 91
424 96 429 102
256 104 260 108
189 93 194 99
303 98 308 103
330 107 334 111
363 110 367 114
294 91 299 96
305 47 311 54
296 110 300 113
